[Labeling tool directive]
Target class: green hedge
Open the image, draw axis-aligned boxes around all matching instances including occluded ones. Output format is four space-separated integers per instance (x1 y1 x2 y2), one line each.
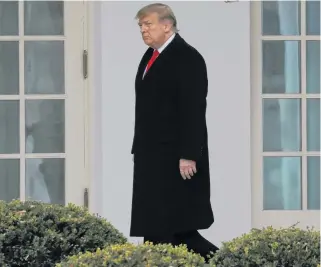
57 242 206 267
1 200 319 267
0 200 126 267
209 226 320 267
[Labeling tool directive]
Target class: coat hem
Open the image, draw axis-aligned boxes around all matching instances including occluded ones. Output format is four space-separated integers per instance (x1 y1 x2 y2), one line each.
130 219 214 238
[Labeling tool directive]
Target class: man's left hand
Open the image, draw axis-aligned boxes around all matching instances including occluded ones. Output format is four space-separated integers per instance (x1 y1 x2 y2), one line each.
179 159 197 180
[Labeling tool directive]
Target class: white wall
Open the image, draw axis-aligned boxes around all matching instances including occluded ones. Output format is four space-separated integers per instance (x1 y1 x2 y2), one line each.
91 1 252 246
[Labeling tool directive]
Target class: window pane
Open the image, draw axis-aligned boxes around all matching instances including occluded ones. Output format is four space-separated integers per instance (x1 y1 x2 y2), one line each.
307 41 320 94
26 100 65 153
26 158 65 205
0 41 19 95
306 0 320 35
0 101 19 154
0 159 20 202
264 157 301 210
307 99 320 151
262 1 300 36
25 41 65 94
24 1 64 36
262 41 300 94
308 156 320 210
0 1 18 36
263 99 301 152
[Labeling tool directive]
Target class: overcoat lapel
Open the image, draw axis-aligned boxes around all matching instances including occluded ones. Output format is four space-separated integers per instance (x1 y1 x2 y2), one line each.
136 48 153 87
136 34 182 84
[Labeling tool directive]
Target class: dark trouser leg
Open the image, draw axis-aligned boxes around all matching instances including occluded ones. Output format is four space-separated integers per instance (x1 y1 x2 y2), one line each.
143 231 218 262
174 230 219 262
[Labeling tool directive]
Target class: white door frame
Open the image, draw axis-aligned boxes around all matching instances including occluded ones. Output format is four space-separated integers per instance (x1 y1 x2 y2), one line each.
64 0 88 206
86 0 104 214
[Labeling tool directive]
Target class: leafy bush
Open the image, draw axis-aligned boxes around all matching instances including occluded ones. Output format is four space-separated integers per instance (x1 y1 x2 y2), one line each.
0 200 127 267
57 242 206 267
209 226 320 267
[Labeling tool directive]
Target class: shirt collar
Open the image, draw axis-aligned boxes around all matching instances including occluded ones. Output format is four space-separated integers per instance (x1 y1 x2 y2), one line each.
156 33 176 54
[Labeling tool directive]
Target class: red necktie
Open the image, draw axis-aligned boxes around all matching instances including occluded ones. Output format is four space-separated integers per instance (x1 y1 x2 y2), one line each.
145 50 159 74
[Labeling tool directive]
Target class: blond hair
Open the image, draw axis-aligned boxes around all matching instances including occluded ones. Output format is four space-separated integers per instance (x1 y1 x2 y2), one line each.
135 3 178 32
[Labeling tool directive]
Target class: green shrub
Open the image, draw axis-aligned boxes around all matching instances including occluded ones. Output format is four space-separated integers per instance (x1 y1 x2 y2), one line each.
0 200 127 267
209 226 320 267
57 242 206 267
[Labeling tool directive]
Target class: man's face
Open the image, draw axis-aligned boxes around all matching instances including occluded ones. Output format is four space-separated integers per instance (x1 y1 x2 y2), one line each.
138 12 167 49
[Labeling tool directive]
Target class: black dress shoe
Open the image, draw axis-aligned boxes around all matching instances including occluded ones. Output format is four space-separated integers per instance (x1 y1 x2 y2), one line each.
174 230 219 262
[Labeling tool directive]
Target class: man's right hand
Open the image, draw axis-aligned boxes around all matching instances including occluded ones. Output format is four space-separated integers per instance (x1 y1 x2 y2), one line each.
179 159 197 180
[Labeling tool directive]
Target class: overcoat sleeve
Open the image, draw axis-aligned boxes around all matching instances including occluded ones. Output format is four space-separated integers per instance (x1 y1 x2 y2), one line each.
178 51 208 161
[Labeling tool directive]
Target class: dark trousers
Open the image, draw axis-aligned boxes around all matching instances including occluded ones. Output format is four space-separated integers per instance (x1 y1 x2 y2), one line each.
144 230 218 261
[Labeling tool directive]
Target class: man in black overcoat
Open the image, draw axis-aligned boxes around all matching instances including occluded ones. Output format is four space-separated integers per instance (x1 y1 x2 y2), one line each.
130 3 218 260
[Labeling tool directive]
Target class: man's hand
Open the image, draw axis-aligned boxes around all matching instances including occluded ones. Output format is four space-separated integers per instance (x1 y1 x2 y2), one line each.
179 159 197 180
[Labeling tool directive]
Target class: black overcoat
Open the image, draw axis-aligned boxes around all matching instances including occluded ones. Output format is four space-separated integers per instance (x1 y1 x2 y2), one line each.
130 34 214 237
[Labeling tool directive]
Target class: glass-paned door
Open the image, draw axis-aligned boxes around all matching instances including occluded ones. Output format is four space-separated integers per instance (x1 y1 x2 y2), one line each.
251 0 320 230
0 1 87 206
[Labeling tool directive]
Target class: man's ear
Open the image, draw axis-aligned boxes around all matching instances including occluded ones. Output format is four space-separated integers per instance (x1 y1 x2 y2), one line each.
163 23 171 33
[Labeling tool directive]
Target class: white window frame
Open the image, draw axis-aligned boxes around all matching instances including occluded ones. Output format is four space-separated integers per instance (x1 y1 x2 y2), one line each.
251 1 320 230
